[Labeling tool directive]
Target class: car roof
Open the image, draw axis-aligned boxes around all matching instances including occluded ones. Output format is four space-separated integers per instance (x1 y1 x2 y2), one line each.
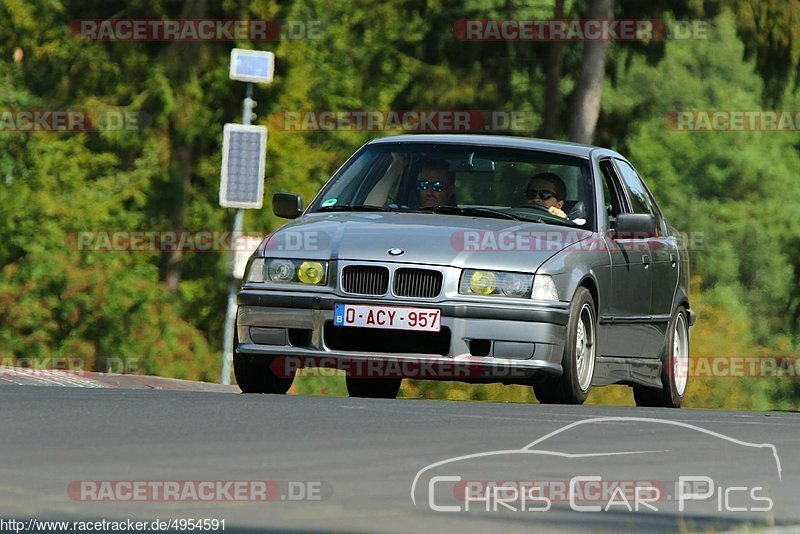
367 134 611 159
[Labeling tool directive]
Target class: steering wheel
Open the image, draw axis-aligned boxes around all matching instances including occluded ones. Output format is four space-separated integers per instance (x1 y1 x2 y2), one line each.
514 203 552 214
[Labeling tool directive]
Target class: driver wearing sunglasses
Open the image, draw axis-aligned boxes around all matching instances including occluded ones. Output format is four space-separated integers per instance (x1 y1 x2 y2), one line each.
364 155 456 208
526 172 568 219
417 159 455 208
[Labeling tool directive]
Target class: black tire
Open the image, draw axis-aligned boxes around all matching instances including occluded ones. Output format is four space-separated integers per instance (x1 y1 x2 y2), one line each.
533 287 597 405
346 377 402 399
634 306 689 408
233 327 295 394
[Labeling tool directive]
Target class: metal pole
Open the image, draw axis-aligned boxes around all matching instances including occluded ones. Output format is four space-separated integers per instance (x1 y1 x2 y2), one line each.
221 208 244 385
242 83 254 126
221 83 255 385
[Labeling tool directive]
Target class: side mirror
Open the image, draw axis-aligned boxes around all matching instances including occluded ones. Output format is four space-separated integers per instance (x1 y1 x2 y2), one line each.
273 192 303 219
614 213 657 239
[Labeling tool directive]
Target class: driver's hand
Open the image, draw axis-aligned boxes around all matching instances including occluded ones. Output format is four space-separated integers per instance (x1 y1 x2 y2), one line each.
548 206 567 219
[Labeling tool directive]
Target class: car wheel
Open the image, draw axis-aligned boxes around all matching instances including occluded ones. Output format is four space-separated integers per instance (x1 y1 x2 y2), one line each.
233 328 295 394
533 286 596 405
346 377 402 399
633 306 689 408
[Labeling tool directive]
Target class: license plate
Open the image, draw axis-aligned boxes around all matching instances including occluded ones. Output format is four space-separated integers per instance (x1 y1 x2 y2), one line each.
334 303 441 332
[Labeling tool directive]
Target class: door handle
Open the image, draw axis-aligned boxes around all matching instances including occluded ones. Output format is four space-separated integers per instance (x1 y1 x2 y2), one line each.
642 254 651 267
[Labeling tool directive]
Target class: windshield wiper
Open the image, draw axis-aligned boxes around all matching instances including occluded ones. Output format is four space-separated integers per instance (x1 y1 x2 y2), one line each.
317 204 394 212
419 205 524 221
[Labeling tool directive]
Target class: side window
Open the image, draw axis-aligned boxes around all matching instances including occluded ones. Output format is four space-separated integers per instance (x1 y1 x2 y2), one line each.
598 159 626 226
614 159 665 235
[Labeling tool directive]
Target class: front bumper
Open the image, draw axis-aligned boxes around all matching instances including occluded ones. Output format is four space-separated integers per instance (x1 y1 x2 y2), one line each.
235 290 570 382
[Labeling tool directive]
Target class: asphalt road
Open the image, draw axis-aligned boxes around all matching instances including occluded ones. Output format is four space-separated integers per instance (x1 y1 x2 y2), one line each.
1 383 798 533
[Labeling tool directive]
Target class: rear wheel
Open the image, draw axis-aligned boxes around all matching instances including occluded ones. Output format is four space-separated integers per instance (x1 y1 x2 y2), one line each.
233 328 295 394
346 377 402 399
533 287 596 405
633 306 689 408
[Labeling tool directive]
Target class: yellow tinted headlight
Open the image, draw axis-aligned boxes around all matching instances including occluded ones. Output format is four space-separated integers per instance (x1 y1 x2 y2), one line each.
470 270 497 295
298 261 325 284
263 258 328 285
460 269 533 298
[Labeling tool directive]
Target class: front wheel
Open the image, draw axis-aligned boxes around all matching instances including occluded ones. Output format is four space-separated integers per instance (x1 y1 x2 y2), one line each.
633 306 689 408
346 377 402 399
533 287 596 404
233 328 295 394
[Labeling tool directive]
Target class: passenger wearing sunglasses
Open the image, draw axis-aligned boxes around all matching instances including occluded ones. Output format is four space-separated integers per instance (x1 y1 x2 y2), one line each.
526 172 568 219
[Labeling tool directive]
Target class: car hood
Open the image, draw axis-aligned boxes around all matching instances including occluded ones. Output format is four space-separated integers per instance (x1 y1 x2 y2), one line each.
261 212 592 273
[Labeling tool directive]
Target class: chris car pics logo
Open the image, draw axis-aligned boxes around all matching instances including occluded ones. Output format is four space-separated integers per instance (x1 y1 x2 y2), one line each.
411 417 781 514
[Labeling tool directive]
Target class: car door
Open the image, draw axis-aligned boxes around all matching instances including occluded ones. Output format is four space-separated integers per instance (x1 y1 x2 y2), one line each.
614 160 680 321
598 159 652 358
613 158 676 358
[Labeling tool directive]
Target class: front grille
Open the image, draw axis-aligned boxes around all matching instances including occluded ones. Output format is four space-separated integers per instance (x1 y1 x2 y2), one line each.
393 268 443 298
341 265 390 295
324 322 451 355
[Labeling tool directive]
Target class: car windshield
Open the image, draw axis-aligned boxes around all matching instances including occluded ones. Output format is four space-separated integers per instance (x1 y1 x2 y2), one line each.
308 142 594 228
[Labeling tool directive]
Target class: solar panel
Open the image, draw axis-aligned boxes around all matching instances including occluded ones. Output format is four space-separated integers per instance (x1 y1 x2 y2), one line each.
219 123 267 208
229 49 274 83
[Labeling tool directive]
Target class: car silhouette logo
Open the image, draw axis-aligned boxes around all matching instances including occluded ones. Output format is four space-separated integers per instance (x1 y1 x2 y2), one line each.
410 416 783 506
